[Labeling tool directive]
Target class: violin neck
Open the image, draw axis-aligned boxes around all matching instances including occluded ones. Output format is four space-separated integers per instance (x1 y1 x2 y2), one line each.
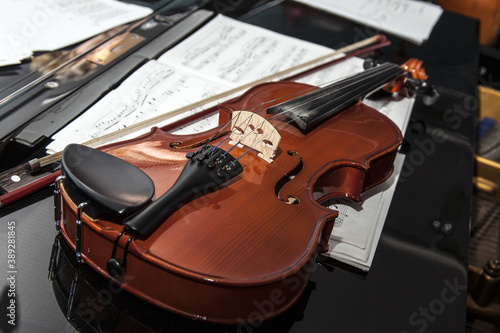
268 62 404 131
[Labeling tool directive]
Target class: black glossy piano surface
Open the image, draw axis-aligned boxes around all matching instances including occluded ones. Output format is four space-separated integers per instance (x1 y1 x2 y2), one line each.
0 1 478 332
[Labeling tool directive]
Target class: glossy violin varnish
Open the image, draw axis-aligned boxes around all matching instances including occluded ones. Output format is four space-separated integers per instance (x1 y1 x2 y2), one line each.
55 63 412 323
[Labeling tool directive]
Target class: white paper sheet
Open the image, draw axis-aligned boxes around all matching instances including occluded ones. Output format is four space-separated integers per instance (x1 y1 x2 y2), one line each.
157 15 333 86
47 60 229 152
295 0 443 44
0 0 152 66
47 14 415 271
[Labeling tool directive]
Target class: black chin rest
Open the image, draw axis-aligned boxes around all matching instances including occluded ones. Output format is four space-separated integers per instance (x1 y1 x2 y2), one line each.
61 144 155 215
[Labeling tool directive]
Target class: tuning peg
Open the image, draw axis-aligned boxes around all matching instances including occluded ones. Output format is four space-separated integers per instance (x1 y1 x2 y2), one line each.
363 57 378 70
420 81 440 106
404 78 440 105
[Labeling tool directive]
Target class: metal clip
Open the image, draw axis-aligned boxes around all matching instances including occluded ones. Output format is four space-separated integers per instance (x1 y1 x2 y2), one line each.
75 202 88 263
53 175 65 231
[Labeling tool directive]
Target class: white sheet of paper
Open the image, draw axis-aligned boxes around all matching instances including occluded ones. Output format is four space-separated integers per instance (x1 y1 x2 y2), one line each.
295 0 443 44
157 15 334 86
0 0 152 66
46 60 229 153
47 14 415 271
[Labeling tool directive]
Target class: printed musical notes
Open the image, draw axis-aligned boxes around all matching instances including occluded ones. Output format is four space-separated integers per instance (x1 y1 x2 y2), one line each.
47 15 335 152
157 15 332 86
47 60 226 152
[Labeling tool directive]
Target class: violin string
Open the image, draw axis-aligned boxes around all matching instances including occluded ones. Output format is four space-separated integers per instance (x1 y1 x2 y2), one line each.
205 63 400 156
226 106 318 170
204 111 244 154
237 64 399 133
200 63 404 170
226 102 330 170
272 63 401 116
224 64 403 169
204 111 259 157
205 65 392 150
240 63 399 125
228 66 397 168
200 86 316 153
219 114 266 159
199 70 353 153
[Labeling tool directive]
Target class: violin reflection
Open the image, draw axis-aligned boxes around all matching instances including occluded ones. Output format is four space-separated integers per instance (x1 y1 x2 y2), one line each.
29 26 124 82
50 234 315 333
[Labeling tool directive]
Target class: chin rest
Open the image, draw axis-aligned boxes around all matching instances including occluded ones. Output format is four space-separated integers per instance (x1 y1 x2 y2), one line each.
61 144 155 215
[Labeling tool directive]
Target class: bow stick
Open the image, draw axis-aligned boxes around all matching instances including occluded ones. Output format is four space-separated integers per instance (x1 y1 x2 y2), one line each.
0 34 389 208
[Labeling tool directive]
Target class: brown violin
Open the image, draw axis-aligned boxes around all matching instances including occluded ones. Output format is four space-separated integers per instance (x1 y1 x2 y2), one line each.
53 59 428 324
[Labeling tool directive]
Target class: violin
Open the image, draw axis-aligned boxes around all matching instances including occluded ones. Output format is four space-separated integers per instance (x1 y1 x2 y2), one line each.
52 59 428 324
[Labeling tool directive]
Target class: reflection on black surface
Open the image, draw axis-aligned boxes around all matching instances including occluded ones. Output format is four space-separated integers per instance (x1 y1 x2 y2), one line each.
29 27 121 83
51 234 317 333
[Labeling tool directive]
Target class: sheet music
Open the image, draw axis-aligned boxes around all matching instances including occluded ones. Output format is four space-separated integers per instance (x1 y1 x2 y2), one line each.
295 0 443 44
47 15 334 152
47 14 414 271
157 14 333 86
47 60 228 152
0 0 152 66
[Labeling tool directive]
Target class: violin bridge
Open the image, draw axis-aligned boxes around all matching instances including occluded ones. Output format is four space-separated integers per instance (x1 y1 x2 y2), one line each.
229 111 280 163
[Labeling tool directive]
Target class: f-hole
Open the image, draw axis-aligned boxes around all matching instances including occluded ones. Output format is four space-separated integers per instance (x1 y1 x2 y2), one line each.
274 150 303 204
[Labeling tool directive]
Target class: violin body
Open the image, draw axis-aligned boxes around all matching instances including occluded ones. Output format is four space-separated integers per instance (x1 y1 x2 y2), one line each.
56 80 403 323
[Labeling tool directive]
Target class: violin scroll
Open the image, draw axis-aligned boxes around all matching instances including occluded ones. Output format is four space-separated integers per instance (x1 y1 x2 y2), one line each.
402 58 428 81
391 58 439 105
365 58 439 105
